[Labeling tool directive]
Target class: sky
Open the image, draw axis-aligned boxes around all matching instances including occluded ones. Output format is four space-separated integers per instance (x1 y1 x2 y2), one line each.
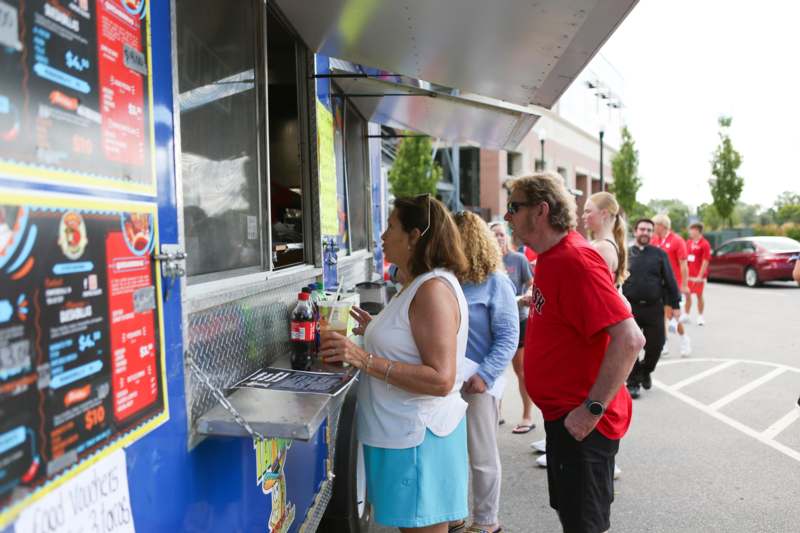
598 0 800 211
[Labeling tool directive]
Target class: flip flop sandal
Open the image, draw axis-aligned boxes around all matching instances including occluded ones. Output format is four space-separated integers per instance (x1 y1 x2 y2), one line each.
448 520 466 533
465 526 503 533
511 423 535 434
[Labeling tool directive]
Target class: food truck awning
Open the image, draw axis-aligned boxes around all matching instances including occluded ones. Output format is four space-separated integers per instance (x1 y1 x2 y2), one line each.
275 0 638 109
330 69 538 150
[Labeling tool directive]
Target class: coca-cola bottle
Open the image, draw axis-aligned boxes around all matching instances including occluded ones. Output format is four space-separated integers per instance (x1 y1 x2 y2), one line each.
305 284 322 353
290 292 315 370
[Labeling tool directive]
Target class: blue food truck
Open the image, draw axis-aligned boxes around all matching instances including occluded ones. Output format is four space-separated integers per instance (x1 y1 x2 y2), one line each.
0 1 636 531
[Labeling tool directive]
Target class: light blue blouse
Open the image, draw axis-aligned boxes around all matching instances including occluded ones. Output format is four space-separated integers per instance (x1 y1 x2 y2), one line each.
461 271 520 389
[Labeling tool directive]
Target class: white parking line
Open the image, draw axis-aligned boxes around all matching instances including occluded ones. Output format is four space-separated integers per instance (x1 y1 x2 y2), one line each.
659 357 800 374
762 409 800 440
653 358 800 464
708 367 786 411
654 378 800 463
670 360 738 391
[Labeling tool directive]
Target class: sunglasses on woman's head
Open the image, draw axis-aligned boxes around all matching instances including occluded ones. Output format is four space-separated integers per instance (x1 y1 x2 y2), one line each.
416 193 431 236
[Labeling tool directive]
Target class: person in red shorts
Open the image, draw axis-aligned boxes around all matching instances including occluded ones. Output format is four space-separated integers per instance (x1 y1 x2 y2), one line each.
651 214 691 357
685 222 712 325
504 173 645 533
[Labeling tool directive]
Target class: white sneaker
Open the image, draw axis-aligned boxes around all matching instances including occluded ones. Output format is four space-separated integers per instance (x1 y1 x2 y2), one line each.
668 318 678 334
679 313 691 325
614 465 622 480
530 439 547 453
680 335 691 357
536 454 547 468
697 315 705 326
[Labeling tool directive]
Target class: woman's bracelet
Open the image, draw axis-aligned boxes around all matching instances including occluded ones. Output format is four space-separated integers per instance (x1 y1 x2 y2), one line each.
383 361 395 384
364 352 374 372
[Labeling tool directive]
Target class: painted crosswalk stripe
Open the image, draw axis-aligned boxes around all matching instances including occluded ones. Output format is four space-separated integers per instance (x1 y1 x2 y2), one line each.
708 367 787 411
669 360 738 391
762 408 800 440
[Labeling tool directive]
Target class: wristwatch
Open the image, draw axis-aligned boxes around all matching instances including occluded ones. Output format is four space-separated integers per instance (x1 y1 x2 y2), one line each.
583 399 605 417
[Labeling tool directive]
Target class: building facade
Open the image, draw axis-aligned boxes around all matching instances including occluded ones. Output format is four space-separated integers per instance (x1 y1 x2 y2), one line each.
471 54 626 235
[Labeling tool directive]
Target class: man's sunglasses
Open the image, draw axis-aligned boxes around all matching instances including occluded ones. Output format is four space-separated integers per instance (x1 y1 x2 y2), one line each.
506 201 536 215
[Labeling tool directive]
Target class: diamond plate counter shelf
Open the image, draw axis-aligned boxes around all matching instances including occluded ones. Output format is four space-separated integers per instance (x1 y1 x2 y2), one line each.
196 354 358 441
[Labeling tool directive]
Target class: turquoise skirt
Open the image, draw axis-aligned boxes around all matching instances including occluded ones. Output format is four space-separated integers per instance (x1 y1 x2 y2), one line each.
363 417 468 528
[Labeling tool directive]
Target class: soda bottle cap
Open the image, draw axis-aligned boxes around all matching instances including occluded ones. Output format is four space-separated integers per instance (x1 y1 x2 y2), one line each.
302 287 312 293
298 292 310 300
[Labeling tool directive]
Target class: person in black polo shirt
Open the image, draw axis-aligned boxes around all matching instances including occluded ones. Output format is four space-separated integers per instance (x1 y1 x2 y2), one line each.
622 218 681 398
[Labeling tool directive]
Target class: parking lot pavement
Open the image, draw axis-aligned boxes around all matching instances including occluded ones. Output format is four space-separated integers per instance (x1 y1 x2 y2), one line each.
369 281 799 533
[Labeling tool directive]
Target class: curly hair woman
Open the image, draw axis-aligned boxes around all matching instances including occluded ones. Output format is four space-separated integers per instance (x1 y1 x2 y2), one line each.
452 211 519 533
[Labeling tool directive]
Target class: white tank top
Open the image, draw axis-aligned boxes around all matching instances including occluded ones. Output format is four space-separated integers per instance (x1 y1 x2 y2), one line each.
357 269 469 449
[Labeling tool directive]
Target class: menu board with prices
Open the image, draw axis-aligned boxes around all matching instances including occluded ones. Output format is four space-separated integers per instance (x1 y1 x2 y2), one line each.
0 0 154 194
0 190 167 526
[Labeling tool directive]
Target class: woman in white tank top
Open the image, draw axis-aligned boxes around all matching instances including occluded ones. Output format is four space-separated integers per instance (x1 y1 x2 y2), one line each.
320 195 471 531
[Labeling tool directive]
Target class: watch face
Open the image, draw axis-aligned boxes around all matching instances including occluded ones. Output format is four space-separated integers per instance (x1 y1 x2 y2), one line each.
588 402 604 416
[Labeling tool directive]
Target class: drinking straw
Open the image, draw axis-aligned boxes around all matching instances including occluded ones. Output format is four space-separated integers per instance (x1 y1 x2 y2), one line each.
334 276 343 301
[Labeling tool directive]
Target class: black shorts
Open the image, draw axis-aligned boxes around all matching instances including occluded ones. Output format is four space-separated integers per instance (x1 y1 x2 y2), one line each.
518 318 527 348
544 417 620 533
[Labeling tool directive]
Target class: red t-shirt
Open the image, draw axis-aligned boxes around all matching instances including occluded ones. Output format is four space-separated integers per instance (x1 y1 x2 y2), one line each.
687 237 712 278
524 231 634 440
652 231 688 287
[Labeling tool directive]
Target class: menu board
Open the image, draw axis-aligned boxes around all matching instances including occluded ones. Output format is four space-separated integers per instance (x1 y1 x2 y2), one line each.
0 189 168 526
0 0 155 195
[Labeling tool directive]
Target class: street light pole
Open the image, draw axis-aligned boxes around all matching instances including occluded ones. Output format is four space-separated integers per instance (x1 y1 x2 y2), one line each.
599 128 605 191
539 129 546 171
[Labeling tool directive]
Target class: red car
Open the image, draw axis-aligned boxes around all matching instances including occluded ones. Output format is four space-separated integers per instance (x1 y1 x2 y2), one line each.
708 236 800 287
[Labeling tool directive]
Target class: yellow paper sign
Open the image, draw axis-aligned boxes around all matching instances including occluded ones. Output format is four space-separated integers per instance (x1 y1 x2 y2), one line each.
316 100 339 236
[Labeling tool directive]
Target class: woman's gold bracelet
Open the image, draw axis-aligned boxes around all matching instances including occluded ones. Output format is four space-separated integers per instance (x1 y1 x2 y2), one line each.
364 352 374 372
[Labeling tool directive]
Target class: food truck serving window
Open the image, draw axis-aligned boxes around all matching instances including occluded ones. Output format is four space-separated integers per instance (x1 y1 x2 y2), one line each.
177 0 311 280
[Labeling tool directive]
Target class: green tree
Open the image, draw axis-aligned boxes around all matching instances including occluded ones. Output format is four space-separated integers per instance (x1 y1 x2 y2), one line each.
697 202 723 230
609 126 642 216
647 198 691 235
773 191 800 224
774 191 800 208
709 116 744 227
777 205 800 224
735 202 761 227
387 136 442 197
699 201 766 230
627 201 654 226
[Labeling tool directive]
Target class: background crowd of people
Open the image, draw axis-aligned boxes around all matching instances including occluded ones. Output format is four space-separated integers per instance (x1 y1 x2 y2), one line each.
319 172 726 533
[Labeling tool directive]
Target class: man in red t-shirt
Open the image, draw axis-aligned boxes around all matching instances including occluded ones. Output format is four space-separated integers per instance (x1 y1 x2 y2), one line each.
651 214 691 357
685 222 712 325
505 173 645 533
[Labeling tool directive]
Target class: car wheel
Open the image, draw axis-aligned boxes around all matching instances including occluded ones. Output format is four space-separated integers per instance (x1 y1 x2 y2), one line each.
744 266 760 287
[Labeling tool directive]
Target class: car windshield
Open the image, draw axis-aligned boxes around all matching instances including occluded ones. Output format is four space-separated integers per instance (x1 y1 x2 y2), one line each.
752 237 800 252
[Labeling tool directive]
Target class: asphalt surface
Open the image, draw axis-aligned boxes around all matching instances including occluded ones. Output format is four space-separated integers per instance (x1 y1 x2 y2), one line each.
371 280 800 532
